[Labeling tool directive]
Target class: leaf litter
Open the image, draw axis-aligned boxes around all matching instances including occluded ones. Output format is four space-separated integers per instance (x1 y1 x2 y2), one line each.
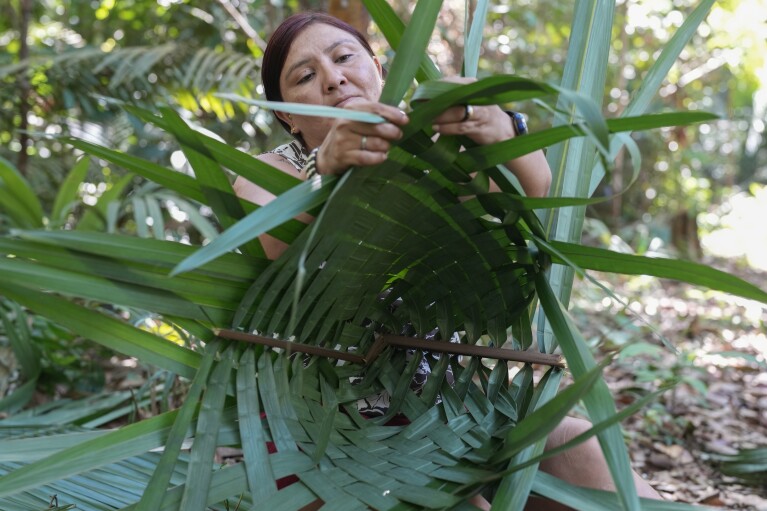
570 255 767 510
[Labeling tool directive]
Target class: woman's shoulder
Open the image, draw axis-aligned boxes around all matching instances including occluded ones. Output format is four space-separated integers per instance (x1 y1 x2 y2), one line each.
262 140 307 171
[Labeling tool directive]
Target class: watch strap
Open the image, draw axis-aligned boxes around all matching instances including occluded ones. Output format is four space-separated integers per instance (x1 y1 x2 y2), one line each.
304 147 320 179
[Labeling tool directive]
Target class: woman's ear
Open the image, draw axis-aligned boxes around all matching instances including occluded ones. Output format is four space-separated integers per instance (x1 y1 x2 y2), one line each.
373 56 383 79
276 112 300 134
275 111 291 126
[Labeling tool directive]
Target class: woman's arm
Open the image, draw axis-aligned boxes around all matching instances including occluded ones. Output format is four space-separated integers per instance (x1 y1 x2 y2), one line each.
432 104 551 198
233 152 312 260
498 138 551 198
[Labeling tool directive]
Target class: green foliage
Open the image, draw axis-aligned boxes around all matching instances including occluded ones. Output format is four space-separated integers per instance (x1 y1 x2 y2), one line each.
469 0 767 231
0 1 759 510
0 150 218 242
0 0 285 210
710 447 767 484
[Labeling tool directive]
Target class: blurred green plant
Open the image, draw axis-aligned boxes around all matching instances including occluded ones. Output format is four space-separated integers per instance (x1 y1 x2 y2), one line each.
1 1 762 510
0 151 218 238
710 446 767 485
0 145 218 417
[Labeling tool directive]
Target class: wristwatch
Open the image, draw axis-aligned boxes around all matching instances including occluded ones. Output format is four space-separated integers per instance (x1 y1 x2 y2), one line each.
506 111 528 136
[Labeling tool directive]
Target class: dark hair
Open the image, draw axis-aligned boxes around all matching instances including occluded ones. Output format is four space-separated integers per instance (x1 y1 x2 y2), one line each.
261 12 376 140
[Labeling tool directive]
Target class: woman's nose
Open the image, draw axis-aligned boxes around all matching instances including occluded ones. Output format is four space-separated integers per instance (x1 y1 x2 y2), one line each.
323 66 347 92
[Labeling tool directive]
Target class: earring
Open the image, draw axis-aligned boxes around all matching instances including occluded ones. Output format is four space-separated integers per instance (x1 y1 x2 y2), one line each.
381 79 386 86
287 114 300 134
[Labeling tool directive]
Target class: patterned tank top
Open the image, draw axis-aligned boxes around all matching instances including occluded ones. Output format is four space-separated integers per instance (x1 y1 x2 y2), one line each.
267 141 308 173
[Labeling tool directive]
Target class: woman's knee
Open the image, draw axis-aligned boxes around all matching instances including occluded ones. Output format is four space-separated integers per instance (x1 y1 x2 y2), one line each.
546 416 594 450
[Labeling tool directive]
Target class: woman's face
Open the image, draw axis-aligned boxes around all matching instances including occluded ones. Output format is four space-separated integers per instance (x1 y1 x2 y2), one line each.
278 22 383 149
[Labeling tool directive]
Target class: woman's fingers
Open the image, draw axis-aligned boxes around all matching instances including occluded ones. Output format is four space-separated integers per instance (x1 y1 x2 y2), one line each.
432 104 515 145
345 102 408 142
350 120 404 143
315 102 409 175
351 101 409 127
431 105 483 137
357 135 391 153
353 146 389 166
432 105 476 126
316 125 395 174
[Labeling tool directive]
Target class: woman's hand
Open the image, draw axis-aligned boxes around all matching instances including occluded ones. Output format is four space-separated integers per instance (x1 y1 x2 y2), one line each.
431 77 552 198
315 102 409 176
431 77 516 146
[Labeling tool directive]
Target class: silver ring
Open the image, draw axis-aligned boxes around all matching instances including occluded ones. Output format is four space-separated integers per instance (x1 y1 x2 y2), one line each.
461 104 474 122
361 135 368 151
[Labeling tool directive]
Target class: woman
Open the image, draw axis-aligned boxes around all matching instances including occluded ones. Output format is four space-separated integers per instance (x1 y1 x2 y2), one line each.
234 12 660 510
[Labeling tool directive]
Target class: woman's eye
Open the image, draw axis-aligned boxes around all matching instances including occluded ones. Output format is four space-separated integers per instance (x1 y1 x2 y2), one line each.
336 54 353 63
297 73 313 84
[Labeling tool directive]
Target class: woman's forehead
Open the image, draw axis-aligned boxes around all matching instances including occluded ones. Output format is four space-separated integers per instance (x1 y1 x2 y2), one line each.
284 23 363 64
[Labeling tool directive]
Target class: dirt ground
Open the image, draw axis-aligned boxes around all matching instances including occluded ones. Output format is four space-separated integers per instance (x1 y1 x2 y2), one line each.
570 257 767 510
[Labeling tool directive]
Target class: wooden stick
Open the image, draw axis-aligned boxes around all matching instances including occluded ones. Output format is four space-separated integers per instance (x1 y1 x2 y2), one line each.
215 329 366 364
215 329 565 368
381 334 564 367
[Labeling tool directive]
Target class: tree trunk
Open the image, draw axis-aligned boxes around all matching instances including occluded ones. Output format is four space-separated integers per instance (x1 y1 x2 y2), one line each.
670 211 702 261
17 0 32 176
328 0 369 34
608 0 630 228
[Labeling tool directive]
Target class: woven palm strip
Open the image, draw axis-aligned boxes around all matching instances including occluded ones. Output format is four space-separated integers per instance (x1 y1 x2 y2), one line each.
243 346 543 511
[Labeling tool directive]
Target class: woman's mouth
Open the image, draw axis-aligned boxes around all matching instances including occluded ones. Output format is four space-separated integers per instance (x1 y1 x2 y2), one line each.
334 96 358 107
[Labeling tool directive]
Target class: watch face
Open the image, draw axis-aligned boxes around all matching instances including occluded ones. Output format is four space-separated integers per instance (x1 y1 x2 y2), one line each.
513 112 528 136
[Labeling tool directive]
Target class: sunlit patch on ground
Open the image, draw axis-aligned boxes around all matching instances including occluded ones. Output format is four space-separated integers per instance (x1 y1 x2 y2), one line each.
731 331 767 360
700 184 767 272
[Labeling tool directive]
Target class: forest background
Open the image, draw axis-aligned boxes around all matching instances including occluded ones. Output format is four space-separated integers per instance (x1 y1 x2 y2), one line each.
1 0 766 508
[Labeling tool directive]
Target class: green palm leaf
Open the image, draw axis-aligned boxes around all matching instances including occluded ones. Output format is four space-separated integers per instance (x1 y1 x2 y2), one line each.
135 341 222 511
361 0 442 84
586 0 719 194
0 156 44 229
0 302 41 413
0 410 182 498
378 0 444 105
0 1 734 510
463 0 490 78
530 1 715 506
535 272 640 510
545 241 767 304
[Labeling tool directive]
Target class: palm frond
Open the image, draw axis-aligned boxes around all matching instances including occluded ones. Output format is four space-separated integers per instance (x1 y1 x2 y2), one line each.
710 447 767 484
0 43 260 118
0 91 726 511
0 300 41 414
0 2 734 510
0 390 194 511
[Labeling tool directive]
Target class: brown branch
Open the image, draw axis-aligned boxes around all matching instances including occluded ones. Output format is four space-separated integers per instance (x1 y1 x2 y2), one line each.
215 329 565 368
215 0 267 51
381 334 564 367
215 329 366 363
17 0 32 176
